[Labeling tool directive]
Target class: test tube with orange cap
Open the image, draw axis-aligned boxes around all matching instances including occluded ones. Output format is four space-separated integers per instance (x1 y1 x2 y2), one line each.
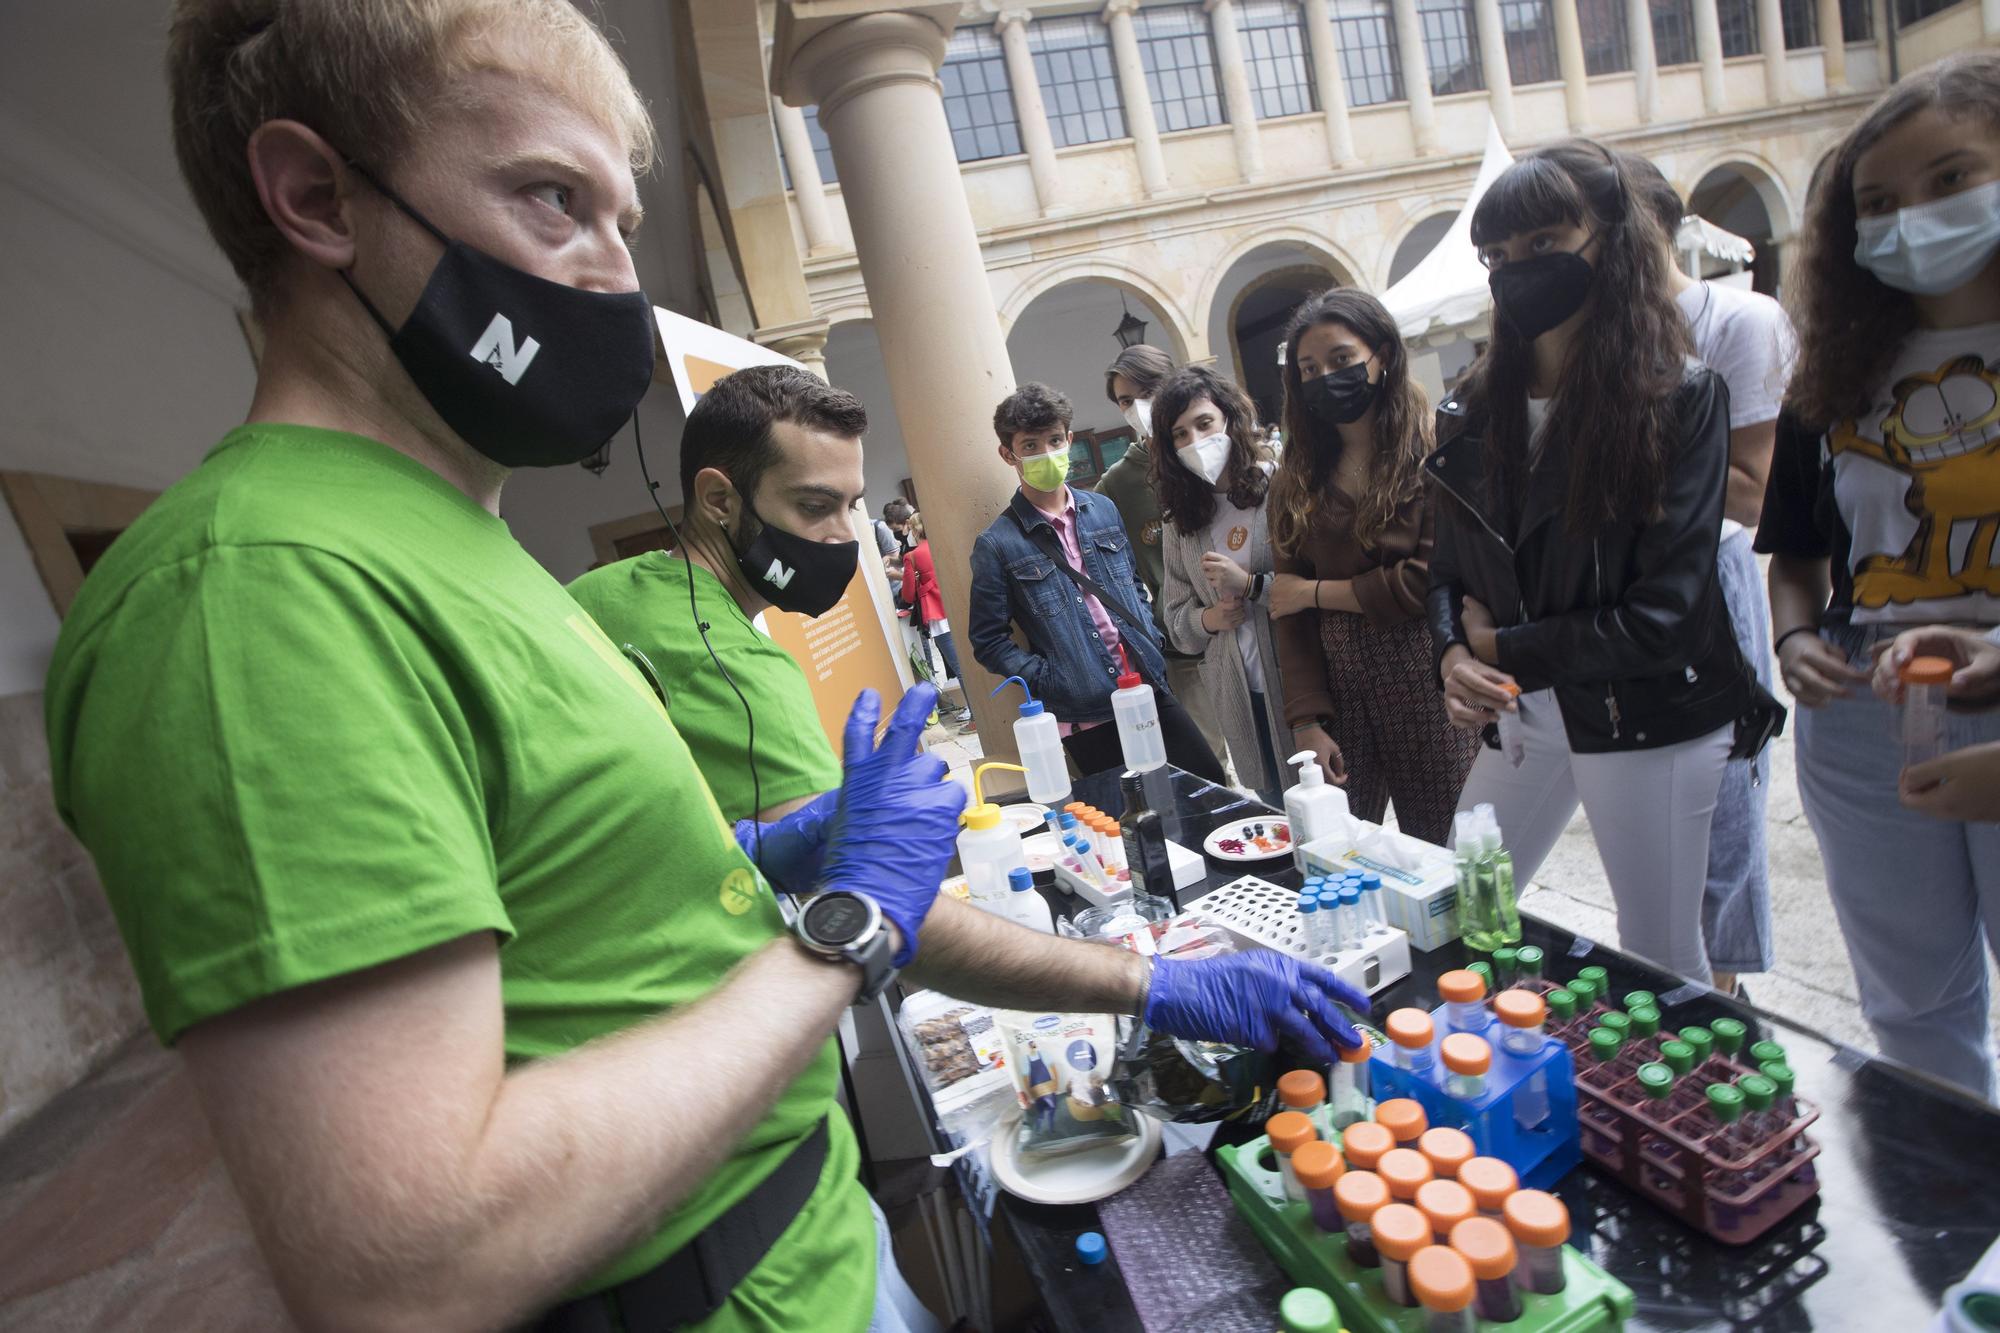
1386 1007 1438 1077
1494 989 1553 1129
1418 1126 1475 1180
1333 1170 1389 1267
1416 1178 1477 1243
1457 1155 1519 1219
1340 1120 1395 1173
1407 1244 1478 1332
1437 969 1489 1035
1440 1033 1492 1101
1330 1031 1373 1128
1377 1147 1435 1202
1376 1097 1429 1149
1901 655 1954 765
1449 1215 1523 1321
1265 1110 1320 1204
1278 1069 1326 1120
1368 1202 1431 1308
1501 1188 1570 1294
1291 1140 1345 1232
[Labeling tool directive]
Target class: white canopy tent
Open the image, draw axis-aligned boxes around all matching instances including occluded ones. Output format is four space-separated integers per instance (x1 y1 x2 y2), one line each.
1381 118 1514 343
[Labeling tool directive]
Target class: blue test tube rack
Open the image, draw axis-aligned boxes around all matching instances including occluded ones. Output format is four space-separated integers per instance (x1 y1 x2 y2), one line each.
1370 1003 1580 1190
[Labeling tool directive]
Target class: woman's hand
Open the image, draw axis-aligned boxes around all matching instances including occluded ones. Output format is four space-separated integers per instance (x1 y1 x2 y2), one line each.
1440 644 1519 730
1870 626 2000 706
1268 573 1320 619
1202 598 1248 634
1200 551 1252 599
1901 741 2000 822
1461 597 1501 666
1289 722 1348 783
1778 630 1868 707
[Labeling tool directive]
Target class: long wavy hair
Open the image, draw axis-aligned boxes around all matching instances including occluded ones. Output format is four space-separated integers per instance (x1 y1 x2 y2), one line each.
1461 138 1690 533
1148 364 1272 532
1272 288 1432 555
1786 52 2000 425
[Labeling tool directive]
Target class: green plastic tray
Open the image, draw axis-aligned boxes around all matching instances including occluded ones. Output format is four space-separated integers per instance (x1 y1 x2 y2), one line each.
1218 1133 1635 1333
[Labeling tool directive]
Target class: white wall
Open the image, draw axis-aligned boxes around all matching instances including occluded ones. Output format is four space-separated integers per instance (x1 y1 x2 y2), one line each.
0 507 61 696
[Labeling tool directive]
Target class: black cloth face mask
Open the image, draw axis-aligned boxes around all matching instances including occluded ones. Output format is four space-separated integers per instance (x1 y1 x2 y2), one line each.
734 503 858 618
339 162 656 469
1300 361 1379 427
1488 251 1595 342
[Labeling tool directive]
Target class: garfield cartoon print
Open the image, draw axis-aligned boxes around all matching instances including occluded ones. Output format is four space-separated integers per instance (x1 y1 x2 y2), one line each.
1829 351 2000 619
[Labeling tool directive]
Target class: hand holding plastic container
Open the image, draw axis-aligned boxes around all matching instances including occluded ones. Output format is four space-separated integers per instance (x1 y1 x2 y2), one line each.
1900 655 1953 767
1111 670 1166 773
992 675 1072 804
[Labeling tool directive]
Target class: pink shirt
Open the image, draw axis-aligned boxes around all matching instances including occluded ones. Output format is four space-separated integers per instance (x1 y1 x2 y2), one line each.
1043 492 1122 737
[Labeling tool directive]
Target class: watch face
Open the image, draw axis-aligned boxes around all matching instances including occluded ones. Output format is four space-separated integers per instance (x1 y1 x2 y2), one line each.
805 894 872 947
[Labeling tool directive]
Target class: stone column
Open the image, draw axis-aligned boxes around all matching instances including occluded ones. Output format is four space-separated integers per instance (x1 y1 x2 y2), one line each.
1873 0 1892 81
1471 0 1516 139
1390 0 1441 153
1551 0 1592 130
775 9 1025 751
1693 0 1727 113
1628 0 1661 120
1205 0 1267 181
1816 0 1848 90
1302 0 1362 166
1104 0 1172 194
995 8 1068 216
1986 0 2000 39
770 99 840 255
754 316 833 379
1758 0 1790 100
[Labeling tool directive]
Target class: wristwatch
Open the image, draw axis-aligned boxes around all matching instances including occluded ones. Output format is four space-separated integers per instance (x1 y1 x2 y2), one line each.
792 890 898 1004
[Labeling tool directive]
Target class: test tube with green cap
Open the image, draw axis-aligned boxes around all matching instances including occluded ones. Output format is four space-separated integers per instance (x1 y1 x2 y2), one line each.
1516 945 1545 979
1658 1039 1700 1113
1598 1011 1632 1041
1711 1017 1748 1057
1750 1039 1787 1067
1577 964 1609 992
1279 1287 1341 1333
1567 976 1599 1009
1679 1026 1715 1066
1737 1072 1779 1147
1582 1026 1624 1090
1704 1082 1750 1155
1761 1061 1797 1120
1493 946 1519 986
1545 988 1578 1039
1467 961 1494 992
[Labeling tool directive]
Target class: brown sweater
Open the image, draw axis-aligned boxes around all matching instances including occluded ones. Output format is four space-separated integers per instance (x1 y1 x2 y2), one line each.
1271 483 1437 728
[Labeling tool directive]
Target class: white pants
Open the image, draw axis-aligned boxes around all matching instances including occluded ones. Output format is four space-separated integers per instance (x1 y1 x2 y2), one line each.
1457 690 1734 984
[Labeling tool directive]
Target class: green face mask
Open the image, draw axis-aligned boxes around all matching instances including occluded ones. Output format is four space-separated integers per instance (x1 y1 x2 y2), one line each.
1018 447 1071 492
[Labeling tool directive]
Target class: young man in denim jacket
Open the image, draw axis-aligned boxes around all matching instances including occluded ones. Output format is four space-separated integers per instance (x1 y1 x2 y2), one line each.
969 384 1226 782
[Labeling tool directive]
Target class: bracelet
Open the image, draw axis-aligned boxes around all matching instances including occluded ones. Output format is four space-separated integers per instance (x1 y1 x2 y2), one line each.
1250 573 1266 602
1314 580 1324 611
1773 625 1818 657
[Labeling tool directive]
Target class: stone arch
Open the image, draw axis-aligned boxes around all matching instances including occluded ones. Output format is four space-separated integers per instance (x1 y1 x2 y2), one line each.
1192 230 1365 340
996 259 1196 364
1380 199 1466 290
1682 150 1797 240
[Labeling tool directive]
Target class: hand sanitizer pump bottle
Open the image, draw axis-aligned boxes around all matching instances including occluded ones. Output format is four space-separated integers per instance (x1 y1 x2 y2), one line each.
1284 750 1352 874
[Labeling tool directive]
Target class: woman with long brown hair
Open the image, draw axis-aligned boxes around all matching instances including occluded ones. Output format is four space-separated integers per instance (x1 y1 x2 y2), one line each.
1150 364 1289 799
1428 139 1775 983
1266 288 1475 845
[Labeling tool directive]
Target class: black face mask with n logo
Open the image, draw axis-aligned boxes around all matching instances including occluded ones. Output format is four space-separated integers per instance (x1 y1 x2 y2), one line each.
339 161 656 469
732 502 858 619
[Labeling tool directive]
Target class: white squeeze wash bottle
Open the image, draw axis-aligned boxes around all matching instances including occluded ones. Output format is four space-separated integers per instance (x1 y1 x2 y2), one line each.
992 675 1071 805
1283 749 1351 875
956 762 1031 915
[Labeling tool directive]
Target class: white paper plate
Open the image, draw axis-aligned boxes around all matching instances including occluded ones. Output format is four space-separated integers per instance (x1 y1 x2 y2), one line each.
989 1109 1162 1206
1000 803 1053 835
1202 817 1294 863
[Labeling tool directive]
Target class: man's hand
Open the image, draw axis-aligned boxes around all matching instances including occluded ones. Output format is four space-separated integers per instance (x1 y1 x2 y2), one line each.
1144 951 1369 1065
1870 626 2000 707
1202 597 1248 634
1461 596 1500 665
1901 741 2000 822
1290 722 1348 783
1267 573 1319 619
1778 630 1867 707
1440 644 1518 730
734 790 838 894
818 685 966 966
1200 551 1252 599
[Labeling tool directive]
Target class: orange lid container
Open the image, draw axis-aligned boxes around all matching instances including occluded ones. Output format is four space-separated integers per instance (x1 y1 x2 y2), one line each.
1457 1156 1520 1211
1441 1033 1493 1076
1278 1070 1327 1109
1407 1244 1476 1312
1377 1147 1435 1200
1064 802 1087 815
1386 1008 1435 1049
1340 1120 1395 1171
1494 989 1548 1028
1418 1127 1476 1178
1334 1169 1391 1223
1902 656 1955 686
1292 1140 1345 1191
1369 1203 1432 1262
1376 1098 1429 1142
1449 1216 1519 1281
1266 1111 1319 1155
1416 1178 1478 1238
1338 1031 1375 1063
1437 969 1487 1003
1502 1189 1572 1247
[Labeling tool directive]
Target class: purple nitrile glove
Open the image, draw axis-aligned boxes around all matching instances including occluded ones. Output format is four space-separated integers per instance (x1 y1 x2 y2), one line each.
734 790 840 894
1144 951 1370 1066
817 683 966 967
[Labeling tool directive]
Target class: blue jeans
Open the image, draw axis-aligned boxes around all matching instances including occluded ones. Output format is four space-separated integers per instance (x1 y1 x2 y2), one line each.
1702 530 1775 974
866 1198 944 1333
930 629 961 685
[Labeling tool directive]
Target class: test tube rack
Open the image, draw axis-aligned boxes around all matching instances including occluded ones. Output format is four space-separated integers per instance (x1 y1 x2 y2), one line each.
1186 874 1413 995
1217 1129 1635 1333
1369 1006 1581 1191
1519 980 1822 1246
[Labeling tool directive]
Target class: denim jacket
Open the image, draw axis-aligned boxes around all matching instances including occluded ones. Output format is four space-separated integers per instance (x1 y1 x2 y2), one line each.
969 488 1166 725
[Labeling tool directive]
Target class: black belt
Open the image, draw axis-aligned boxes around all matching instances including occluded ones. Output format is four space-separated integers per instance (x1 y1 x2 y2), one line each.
534 1118 831 1333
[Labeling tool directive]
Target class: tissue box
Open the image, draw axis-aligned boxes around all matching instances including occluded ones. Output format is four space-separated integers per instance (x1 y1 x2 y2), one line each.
1301 825 1460 951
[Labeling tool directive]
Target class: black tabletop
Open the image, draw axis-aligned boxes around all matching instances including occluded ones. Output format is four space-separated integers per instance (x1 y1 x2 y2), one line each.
987 766 2000 1331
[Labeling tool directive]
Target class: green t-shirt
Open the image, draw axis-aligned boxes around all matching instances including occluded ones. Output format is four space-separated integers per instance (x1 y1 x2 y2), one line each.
568 554 842 823
42 425 875 1329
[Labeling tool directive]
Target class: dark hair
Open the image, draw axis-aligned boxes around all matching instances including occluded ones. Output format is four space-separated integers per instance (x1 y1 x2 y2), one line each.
882 498 913 524
1272 288 1432 554
1788 52 2000 424
1149 364 1271 532
1103 344 1176 406
993 382 1073 448
680 364 868 506
1622 152 1685 243
1463 138 1690 533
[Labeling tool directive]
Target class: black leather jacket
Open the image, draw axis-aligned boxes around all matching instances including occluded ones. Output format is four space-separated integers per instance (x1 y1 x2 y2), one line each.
1425 363 1762 755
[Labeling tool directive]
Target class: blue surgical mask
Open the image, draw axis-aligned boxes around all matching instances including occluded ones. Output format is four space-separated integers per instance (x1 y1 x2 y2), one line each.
1854 179 2000 297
